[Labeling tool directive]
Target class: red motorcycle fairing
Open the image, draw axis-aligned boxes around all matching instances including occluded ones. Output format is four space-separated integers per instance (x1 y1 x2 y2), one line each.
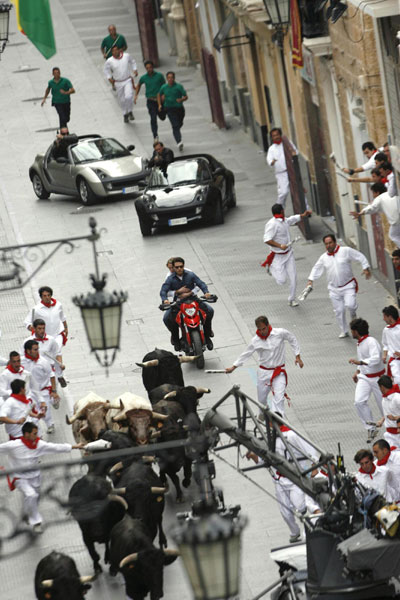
175 300 207 345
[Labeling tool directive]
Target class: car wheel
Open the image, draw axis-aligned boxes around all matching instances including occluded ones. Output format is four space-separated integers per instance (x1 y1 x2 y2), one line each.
138 214 152 236
77 178 96 205
213 197 224 225
32 172 50 200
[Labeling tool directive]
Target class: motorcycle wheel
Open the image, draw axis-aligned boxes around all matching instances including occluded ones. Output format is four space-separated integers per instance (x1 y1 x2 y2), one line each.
191 330 204 369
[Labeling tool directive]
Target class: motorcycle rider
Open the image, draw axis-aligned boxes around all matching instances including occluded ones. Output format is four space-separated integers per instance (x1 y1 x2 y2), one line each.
160 257 214 351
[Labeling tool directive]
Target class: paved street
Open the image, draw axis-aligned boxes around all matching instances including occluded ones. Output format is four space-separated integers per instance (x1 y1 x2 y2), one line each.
0 1 396 598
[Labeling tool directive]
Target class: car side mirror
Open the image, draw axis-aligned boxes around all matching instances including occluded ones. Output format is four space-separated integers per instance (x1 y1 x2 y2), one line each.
127 144 135 151
56 157 69 164
213 167 224 176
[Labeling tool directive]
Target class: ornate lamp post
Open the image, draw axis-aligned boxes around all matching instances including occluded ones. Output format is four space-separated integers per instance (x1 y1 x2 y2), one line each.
0 3 12 56
262 0 290 47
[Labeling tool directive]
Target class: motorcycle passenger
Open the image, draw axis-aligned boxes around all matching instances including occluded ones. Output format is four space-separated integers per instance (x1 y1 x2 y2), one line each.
160 257 214 351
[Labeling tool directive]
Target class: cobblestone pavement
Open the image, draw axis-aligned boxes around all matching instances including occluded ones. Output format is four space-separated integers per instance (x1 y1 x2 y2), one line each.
0 0 396 597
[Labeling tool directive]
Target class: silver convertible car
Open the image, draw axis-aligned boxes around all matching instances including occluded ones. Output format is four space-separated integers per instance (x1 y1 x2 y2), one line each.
29 135 148 205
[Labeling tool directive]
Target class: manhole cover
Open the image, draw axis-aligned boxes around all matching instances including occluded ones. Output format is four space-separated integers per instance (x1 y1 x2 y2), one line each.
70 207 103 214
23 97 43 102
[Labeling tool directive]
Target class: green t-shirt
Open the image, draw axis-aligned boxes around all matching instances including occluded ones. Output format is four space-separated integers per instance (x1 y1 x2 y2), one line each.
48 77 73 104
159 82 187 108
101 34 127 59
139 71 166 98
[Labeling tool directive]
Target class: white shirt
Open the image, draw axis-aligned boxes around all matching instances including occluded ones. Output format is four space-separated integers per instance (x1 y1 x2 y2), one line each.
21 355 53 405
308 245 370 290
233 328 300 368
360 192 400 226
0 366 30 402
382 390 400 431
356 336 385 376
0 395 36 438
266 140 297 174
21 334 59 365
263 215 301 252
382 322 400 358
361 151 378 171
274 428 318 487
104 52 137 82
381 451 400 502
24 300 66 338
0 438 72 479
355 465 388 496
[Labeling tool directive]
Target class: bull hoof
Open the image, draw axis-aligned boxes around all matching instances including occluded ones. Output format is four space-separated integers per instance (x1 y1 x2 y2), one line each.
182 478 191 488
94 563 103 575
109 566 118 577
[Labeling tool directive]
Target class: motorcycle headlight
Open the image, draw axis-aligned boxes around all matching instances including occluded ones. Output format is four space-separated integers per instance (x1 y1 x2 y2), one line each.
92 168 107 181
185 307 196 317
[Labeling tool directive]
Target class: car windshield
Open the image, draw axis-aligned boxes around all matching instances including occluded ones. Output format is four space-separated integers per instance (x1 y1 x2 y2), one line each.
148 160 202 188
71 138 129 164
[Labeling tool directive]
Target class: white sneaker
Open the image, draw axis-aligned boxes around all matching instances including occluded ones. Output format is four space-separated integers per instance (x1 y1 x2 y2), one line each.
367 428 378 443
289 533 301 543
338 332 349 338
178 142 184 152
288 300 299 307
52 396 60 409
47 425 55 434
33 523 43 534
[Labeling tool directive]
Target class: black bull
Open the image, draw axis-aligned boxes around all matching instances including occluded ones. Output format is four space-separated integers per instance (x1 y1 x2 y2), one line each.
35 551 93 600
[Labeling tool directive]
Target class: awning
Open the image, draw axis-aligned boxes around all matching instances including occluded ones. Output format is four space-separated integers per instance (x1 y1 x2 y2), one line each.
346 0 399 18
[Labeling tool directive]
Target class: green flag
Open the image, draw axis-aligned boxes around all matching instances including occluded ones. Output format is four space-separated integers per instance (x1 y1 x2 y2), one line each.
15 0 56 59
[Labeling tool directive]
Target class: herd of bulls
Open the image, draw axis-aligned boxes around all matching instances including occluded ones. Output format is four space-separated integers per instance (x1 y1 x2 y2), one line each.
35 348 211 600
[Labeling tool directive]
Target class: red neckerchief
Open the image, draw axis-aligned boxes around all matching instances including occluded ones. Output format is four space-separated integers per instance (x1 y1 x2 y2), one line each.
41 298 56 307
359 464 376 478
381 176 388 184
10 393 30 405
320 469 329 477
387 318 400 329
383 384 400 398
377 452 391 466
34 335 48 342
20 436 40 450
327 245 340 256
273 140 282 145
357 335 369 345
6 365 23 374
279 424 290 432
256 326 272 340
24 353 39 363
273 214 285 220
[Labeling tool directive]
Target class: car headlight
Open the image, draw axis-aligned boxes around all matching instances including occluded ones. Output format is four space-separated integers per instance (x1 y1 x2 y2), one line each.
91 168 108 181
194 190 204 202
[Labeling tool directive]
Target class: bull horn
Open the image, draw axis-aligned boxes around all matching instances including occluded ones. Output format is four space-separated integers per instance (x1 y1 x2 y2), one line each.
80 575 95 584
163 549 180 556
66 412 79 424
109 461 124 474
136 359 159 368
179 355 199 363
151 486 167 494
113 487 126 495
41 580 54 588
152 412 168 420
196 387 211 394
164 390 177 399
119 553 138 568
108 494 128 510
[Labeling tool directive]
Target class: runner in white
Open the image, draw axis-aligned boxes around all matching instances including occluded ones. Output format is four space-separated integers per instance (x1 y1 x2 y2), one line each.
22 319 65 385
0 421 83 532
377 376 400 448
353 448 388 496
0 380 45 439
348 318 384 442
306 234 371 338
104 45 138 122
382 305 400 385
373 439 400 503
262 203 312 307
225 315 303 416
266 128 297 208
0 352 30 405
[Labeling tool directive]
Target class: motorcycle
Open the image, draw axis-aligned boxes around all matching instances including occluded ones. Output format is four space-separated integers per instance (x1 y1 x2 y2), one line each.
160 295 218 369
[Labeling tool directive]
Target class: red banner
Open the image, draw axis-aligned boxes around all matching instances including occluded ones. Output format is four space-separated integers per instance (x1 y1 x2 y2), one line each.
290 0 303 68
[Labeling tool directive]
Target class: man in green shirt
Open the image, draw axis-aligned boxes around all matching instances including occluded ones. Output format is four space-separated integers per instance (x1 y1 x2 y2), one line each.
134 60 166 141
41 67 75 129
157 71 188 151
101 24 127 60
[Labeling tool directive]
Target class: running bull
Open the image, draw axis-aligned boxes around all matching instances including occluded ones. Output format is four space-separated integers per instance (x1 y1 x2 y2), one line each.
35 551 94 600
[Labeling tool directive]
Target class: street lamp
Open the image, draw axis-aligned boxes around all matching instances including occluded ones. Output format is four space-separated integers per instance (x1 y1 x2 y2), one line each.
262 0 290 47
0 3 12 55
72 218 127 372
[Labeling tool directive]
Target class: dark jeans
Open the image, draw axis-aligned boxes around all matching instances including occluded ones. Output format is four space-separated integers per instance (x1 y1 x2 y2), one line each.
147 99 159 139
166 106 185 143
163 299 214 343
54 102 71 129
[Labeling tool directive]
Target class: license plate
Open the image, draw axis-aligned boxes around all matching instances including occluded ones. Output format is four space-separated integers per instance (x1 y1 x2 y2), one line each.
168 217 187 226
122 185 139 194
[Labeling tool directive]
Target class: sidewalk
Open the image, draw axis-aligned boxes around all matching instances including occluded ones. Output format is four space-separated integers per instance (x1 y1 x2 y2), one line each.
0 1 397 598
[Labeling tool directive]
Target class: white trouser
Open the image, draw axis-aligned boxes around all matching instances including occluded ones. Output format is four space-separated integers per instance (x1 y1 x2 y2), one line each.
115 79 134 115
328 283 357 334
389 223 400 249
257 370 287 415
275 171 290 208
15 475 42 526
275 479 305 537
270 251 297 302
384 430 400 448
354 374 383 430
389 358 400 385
